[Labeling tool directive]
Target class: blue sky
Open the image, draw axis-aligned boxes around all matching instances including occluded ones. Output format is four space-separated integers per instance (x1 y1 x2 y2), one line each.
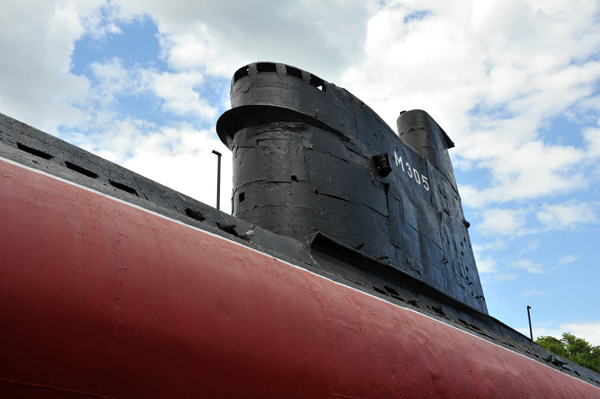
1 0 599 345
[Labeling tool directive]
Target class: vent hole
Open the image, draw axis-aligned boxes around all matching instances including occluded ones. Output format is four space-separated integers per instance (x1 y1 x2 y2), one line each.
216 222 238 236
372 287 388 296
234 65 249 82
285 65 303 79
291 175 298 182
309 74 326 91
256 62 277 73
239 192 245 202
65 161 98 179
109 180 138 196
432 304 446 316
17 142 53 160
185 207 205 222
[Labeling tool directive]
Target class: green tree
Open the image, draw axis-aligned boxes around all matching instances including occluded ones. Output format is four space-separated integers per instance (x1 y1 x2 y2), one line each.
536 333 600 373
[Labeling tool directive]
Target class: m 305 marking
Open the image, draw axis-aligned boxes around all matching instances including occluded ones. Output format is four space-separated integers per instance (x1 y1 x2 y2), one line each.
393 151 429 191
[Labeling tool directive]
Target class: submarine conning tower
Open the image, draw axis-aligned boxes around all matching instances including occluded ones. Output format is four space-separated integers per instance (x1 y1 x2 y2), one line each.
217 61 487 313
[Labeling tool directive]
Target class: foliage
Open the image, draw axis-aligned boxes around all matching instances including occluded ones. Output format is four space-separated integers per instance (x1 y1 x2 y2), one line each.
536 333 600 374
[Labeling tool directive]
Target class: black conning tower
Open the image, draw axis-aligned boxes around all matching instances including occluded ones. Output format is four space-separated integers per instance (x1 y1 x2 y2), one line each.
217 62 487 313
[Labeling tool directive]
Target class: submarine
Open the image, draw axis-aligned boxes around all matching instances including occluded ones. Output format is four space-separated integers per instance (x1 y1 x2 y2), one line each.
1 61 599 397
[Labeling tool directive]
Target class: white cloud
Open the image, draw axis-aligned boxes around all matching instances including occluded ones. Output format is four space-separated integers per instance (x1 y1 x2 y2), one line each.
536 200 598 230
471 200 596 239
493 273 517 282
518 239 540 255
121 125 232 210
81 1 124 40
113 0 373 80
479 207 529 236
140 70 217 119
157 28 236 76
558 254 578 264
72 55 220 130
342 0 600 210
475 256 497 274
534 321 600 346
521 290 547 296
73 118 232 212
561 322 600 347
583 124 600 158
0 0 105 131
510 259 546 274
472 239 508 253
89 57 140 106
75 117 154 162
460 141 586 208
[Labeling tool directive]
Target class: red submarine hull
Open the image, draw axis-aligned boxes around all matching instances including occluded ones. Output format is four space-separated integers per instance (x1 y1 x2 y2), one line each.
2 159 599 398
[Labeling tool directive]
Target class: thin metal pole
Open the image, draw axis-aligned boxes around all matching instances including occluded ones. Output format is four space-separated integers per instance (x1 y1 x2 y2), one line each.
212 150 222 210
527 305 533 341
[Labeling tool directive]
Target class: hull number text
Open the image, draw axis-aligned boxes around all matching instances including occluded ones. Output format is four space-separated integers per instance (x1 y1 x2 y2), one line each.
393 151 429 191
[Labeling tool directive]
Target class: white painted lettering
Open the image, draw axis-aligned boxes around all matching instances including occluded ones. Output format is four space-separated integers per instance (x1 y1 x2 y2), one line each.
393 150 431 192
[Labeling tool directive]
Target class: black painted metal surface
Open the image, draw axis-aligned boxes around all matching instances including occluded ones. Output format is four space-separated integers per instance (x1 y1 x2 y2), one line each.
217 61 487 313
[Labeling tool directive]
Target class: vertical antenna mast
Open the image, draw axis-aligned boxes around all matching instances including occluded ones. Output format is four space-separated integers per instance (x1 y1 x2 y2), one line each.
212 150 222 210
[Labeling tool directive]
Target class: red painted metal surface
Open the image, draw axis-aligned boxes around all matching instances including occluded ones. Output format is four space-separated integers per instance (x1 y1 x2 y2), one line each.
1 158 599 398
